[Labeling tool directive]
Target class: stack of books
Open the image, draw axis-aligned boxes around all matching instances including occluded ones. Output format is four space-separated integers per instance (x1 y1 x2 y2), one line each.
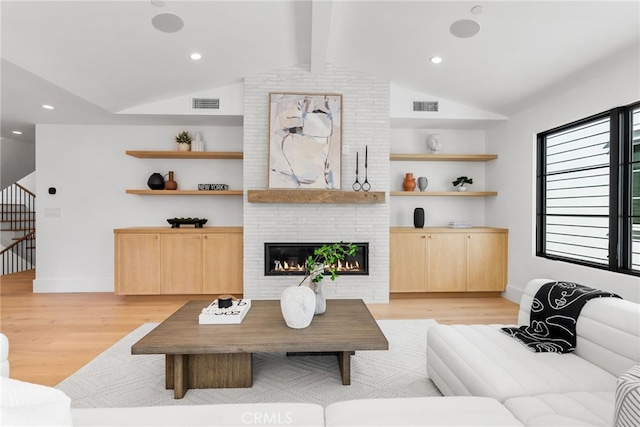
199 298 252 324
448 221 472 228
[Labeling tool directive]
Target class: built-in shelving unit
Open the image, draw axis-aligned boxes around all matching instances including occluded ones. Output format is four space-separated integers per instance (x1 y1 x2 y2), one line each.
390 154 497 162
125 150 243 195
390 152 498 197
248 189 385 204
125 150 243 159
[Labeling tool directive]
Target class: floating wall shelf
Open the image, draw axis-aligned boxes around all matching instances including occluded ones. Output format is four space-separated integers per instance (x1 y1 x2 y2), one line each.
390 154 497 162
248 190 385 204
125 150 243 159
390 191 497 197
126 190 242 196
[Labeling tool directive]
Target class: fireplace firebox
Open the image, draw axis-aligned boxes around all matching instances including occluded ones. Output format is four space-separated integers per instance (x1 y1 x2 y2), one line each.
264 242 369 276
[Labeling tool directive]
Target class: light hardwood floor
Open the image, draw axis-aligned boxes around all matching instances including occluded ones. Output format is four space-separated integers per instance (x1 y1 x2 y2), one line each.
0 270 518 387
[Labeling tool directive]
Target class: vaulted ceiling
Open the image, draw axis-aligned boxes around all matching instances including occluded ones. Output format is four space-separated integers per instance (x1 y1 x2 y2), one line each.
2 1 639 144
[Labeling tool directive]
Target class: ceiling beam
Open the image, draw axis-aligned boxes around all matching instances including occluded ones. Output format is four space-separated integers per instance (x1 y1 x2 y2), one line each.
310 0 333 74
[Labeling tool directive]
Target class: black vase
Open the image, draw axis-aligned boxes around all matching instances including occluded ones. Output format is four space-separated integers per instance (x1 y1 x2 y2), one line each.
413 208 425 228
147 173 165 190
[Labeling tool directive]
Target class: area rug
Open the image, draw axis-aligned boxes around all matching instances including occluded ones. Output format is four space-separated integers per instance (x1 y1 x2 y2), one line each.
56 319 442 408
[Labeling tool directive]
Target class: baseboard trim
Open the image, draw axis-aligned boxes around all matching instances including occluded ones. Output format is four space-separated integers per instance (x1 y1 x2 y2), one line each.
33 278 114 293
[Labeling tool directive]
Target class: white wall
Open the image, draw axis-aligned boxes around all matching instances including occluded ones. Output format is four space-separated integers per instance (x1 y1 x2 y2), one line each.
33 124 242 292
0 137 35 189
487 57 640 303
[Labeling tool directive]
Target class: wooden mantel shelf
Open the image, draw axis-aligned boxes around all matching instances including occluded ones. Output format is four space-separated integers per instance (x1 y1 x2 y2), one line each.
247 189 385 204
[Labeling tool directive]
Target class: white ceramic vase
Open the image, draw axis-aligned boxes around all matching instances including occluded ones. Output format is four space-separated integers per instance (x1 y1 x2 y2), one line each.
312 282 326 315
280 285 316 329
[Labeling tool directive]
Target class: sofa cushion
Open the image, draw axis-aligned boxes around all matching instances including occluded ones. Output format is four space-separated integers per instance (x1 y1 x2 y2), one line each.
613 365 640 427
426 324 617 401
518 279 640 378
503 391 614 427
324 396 523 426
0 377 72 426
71 402 324 427
0 333 9 378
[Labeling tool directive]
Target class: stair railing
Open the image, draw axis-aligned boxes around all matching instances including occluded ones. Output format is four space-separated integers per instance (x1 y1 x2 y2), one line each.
1 183 36 232
1 183 36 275
1 231 35 275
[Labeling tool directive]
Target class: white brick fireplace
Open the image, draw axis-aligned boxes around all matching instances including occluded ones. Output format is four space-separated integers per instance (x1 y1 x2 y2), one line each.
243 64 390 302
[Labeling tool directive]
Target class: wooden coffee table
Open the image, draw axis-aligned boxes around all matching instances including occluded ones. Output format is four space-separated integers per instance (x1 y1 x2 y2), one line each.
131 299 388 398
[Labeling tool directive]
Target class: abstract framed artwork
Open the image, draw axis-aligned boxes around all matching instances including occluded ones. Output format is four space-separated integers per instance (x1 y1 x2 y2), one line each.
268 92 342 189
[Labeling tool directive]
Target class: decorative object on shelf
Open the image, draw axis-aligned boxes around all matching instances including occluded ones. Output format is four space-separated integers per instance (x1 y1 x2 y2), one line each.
175 131 192 151
198 184 229 191
268 92 342 189
191 132 205 152
403 173 416 191
164 171 178 190
448 221 472 228
166 217 208 228
427 134 442 153
147 172 165 190
414 208 425 228
452 176 473 192
280 242 357 327
352 146 371 192
417 176 428 191
199 298 251 324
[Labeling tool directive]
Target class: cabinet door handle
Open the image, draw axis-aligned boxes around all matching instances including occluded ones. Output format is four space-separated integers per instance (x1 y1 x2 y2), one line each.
428 236 433 239
468 235 473 239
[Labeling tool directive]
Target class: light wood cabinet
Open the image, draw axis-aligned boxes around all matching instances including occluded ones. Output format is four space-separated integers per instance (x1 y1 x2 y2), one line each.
426 233 467 292
389 227 508 293
389 233 427 292
203 232 243 294
115 233 160 295
160 234 204 294
114 227 243 295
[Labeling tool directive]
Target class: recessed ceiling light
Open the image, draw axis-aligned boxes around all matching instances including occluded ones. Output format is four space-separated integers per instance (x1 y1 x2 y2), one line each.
12 131 22 135
430 56 443 64
151 12 184 33
471 6 484 15
151 1 165 7
42 104 55 110
450 19 481 38
190 53 202 60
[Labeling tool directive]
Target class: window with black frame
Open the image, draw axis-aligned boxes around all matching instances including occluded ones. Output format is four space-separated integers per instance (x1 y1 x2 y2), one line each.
536 101 640 277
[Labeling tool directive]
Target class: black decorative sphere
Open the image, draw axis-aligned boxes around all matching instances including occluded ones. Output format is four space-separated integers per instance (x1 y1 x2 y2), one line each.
147 173 165 190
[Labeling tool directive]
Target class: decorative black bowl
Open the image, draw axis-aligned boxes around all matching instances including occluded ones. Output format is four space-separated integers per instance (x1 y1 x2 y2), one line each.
167 218 208 228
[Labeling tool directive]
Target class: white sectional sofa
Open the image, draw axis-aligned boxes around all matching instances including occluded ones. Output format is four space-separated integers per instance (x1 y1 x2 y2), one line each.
427 278 640 426
2 278 638 426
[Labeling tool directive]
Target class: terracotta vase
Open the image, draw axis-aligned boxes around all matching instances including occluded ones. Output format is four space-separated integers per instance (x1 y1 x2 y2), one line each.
403 173 416 191
165 171 178 190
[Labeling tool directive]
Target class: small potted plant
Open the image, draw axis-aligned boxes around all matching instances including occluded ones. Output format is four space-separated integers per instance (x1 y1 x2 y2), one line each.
452 176 473 192
175 131 192 151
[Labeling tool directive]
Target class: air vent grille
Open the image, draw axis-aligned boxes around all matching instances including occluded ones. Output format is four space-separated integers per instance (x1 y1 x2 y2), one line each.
192 98 220 109
413 101 439 112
